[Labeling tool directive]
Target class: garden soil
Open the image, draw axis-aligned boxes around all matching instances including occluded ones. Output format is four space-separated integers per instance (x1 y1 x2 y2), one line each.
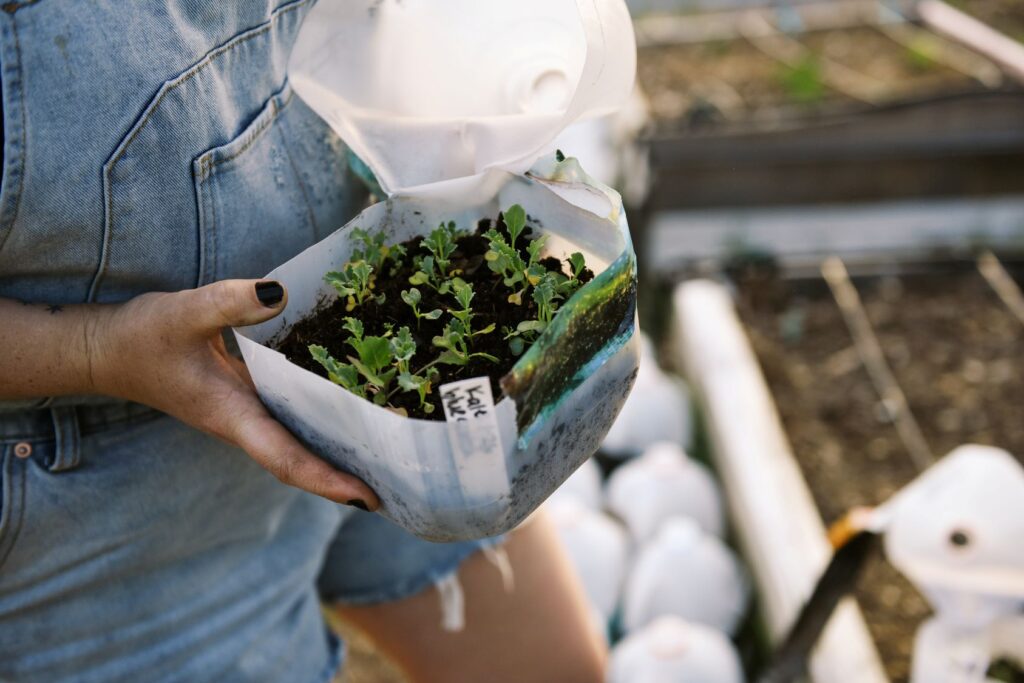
953 0 1024 43
276 218 591 419
735 265 1024 682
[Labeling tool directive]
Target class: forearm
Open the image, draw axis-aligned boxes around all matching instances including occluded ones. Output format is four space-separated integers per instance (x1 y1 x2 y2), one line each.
0 283 379 507
0 297 110 400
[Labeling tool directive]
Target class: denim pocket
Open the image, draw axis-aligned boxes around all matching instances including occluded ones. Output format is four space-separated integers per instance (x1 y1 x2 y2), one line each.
193 82 363 283
88 0 317 302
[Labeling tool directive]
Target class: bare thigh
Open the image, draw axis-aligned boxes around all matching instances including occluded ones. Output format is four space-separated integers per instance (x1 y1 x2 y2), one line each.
330 510 606 683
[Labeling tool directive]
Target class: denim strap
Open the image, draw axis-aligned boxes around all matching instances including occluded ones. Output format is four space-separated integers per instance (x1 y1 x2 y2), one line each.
48 406 81 472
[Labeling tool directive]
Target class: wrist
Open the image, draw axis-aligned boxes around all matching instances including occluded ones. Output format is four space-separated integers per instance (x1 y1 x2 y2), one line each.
76 302 124 398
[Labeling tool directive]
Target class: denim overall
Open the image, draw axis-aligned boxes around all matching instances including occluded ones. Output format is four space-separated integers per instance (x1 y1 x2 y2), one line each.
0 3 493 681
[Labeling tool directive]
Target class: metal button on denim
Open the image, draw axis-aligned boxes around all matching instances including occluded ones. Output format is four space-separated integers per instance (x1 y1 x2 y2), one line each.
13 442 32 459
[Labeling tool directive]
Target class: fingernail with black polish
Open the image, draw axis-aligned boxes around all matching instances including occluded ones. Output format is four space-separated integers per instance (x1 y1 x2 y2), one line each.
346 499 369 511
255 281 284 307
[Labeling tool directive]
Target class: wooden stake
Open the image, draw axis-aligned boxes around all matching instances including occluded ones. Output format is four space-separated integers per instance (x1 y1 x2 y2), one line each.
917 0 1024 86
977 250 1024 328
821 257 935 471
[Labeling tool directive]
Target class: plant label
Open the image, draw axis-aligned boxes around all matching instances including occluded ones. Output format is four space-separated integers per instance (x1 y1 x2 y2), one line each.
440 377 506 494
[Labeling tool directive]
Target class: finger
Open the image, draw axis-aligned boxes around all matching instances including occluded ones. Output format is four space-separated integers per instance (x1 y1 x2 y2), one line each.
179 279 289 334
229 395 380 509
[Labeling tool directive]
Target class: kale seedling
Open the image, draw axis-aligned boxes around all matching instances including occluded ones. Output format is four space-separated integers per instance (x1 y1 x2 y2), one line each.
309 344 365 397
432 278 497 363
433 318 499 367
524 234 549 285
351 227 408 278
340 317 397 405
388 326 440 413
502 319 547 356
567 252 587 285
409 254 452 294
502 271 564 356
423 221 459 275
483 230 524 286
447 277 496 341
395 365 440 415
484 205 551 305
484 229 532 304
325 261 380 311
350 227 389 272
410 221 461 291
400 287 442 327
533 272 563 325
502 204 527 250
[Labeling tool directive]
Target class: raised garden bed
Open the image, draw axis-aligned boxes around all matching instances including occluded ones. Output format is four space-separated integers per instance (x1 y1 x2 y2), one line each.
632 5 1024 215
732 262 1024 681
638 25 984 126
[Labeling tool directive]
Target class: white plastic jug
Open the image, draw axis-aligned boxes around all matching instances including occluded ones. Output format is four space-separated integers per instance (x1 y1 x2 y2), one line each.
233 0 639 541
622 518 750 635
607 442 725 541
609 615 745 683
287 0 636 194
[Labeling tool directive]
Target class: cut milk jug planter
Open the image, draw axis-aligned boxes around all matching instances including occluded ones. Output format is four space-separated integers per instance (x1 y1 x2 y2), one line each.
232 0 639 541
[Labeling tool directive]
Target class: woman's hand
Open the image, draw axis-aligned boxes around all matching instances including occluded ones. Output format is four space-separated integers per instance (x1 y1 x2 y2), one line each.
0 281 378 509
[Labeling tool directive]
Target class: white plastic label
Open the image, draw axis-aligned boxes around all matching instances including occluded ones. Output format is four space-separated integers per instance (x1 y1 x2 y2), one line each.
440 377 501 450
440 377 508 503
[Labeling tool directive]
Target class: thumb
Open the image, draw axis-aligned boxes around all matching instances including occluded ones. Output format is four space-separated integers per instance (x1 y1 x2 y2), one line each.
184 279 288 333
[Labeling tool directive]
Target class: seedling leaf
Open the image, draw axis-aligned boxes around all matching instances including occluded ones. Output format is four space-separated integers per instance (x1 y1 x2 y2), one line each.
503 204 527 248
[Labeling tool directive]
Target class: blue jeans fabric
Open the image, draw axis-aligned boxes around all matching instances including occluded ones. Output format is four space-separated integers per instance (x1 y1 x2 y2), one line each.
0 403 497 683
0 2 497 681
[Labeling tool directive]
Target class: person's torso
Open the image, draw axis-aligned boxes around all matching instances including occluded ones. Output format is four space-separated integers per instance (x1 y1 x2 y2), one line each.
0 0 365 306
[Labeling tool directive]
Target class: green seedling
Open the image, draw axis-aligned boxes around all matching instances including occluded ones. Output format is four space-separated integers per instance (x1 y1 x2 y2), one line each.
447 277 496 342
524 234 550 288
485 227 546 305
309 345 365 397
503 319 547 356
433 319 499 367
409 254 452 293
390 326 417 374
396 366 440 414
387 243 407 276
502 204 527 250
568 252 586 280
484 230 525 287
325 261 378 311
423 221 459 276
341 316 396 404
549 252 588 299
533 272 563 325
484 208 552 305
400 287 443 327
350 227 389 272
